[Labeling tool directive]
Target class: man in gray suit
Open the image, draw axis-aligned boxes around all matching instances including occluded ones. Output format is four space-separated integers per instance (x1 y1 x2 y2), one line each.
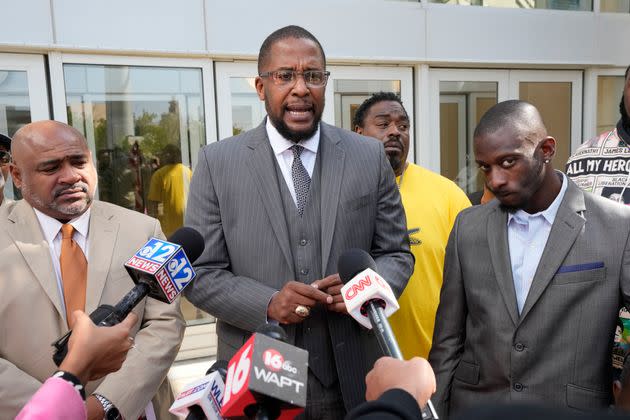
184 25 412 418
429 100 630 417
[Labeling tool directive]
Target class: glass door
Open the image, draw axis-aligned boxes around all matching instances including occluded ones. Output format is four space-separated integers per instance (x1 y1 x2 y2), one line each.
0 53 50 201
509 70 583 173
215 62 414 157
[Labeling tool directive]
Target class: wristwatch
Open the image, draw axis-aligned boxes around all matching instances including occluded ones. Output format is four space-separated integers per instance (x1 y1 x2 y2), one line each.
93 393 122 420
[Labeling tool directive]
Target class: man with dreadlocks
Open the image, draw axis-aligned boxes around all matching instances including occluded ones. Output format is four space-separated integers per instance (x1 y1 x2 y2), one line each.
565 66 630 377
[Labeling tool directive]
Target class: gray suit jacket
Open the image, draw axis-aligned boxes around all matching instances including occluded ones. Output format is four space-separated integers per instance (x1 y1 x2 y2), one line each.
184 121 413 410
428 178 630 418
0 200 185 419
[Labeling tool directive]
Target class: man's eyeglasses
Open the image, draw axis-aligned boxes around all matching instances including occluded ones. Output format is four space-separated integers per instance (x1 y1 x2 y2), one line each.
259 70 330 88
0 150 10 165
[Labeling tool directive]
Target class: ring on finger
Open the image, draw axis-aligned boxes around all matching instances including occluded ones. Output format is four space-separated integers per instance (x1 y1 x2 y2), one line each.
295 305 311 317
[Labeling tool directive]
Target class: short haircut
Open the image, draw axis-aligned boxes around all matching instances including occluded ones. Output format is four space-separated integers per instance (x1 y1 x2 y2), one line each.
352 91 407 130
257 25 326 74
473 99 541 140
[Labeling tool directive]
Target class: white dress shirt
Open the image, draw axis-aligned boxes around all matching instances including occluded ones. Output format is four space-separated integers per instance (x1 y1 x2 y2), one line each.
266 118 319 207
507 173 568 314
33 208 91 319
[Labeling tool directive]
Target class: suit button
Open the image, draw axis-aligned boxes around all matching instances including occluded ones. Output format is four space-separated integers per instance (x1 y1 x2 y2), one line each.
300 268 309 275
299 239 308 246
514 343 524 352
513 382 523 392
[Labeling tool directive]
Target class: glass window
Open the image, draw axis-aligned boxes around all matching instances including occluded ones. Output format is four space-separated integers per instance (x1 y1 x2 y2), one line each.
333 80 401 130
597 76 625 133
600 0 630 12
229 77 265 135
429 0 593 10
0 70 32 201
64 64 208 323
439 81 497 194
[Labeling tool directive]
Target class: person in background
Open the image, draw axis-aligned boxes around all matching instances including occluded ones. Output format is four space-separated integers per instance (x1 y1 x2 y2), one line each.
0 133 12 206
353 91 470 359
148 143 192 237
16 310 138 420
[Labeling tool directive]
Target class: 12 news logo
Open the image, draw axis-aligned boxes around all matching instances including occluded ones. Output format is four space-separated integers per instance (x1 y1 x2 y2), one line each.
125 238 195 302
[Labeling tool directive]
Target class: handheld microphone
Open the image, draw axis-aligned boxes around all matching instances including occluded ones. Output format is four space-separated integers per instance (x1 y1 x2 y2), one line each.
169 360 228 420
338 249 438 419
221 324 308 420
52 226 205 366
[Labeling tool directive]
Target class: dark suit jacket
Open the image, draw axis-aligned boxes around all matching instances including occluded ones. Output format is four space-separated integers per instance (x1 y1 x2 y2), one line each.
184 121 413 410
429 177 630 418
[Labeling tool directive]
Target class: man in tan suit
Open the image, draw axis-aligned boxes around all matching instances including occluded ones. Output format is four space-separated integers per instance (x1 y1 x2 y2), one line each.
0 121 185 419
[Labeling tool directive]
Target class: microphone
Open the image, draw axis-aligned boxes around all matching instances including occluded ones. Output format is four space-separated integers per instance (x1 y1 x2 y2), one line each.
169 360 228 420
221 324 308 420
338 248 438 419
52 227 205 366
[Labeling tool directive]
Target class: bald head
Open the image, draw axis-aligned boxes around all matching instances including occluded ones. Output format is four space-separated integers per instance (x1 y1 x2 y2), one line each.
12 120 88 164
10 120 97 222
474 100 547 147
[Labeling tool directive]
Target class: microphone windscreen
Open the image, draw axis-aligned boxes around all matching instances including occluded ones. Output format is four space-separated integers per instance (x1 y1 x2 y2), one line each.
255 323 288 343
167 227 205 263
206 359 229 381
338 248 377 284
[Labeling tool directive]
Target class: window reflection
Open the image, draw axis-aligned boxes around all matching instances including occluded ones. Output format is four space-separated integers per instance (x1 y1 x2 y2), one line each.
64 64 208 322
429 0 593 10
334 80 401 130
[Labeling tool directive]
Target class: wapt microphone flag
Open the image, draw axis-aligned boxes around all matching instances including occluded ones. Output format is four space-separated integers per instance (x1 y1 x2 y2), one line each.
124 238 196 303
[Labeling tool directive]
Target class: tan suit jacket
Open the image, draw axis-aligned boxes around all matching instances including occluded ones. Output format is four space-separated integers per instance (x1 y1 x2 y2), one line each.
0 200 185 419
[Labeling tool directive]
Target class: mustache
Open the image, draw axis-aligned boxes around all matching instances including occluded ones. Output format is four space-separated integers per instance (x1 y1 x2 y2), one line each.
53 183 88 198
384 136 403 148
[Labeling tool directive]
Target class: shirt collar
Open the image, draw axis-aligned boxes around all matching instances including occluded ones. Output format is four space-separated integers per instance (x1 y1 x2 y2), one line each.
33 207 92 242
508 172 568 226
266 118 320 156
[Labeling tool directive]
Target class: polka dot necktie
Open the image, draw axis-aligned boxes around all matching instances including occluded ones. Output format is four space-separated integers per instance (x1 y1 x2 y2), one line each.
291 145 311 216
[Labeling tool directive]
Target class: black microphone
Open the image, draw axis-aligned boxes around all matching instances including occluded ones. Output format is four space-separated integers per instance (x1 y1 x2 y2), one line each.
338 249 438 419
221 324 308 420
52 227 205 366
169 360 229 420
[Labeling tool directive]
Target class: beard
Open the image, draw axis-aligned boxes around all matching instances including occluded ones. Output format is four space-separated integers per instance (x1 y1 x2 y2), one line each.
268 113 321 143
387 153 403 174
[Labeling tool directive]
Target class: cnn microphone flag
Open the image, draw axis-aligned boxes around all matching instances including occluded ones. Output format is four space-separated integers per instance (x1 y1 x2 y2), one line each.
124 238 196 303
341 267 399 329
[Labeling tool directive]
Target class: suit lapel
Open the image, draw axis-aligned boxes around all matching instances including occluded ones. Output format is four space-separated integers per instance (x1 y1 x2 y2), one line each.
519 181 586 321
7 200 65 320
487 204 519 326
319 123 345 274
246 123 293 271
85 202 119 314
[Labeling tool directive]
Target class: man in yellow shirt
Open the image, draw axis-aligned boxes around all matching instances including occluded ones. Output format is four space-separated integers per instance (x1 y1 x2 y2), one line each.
354 92 470 359
148 144 192 237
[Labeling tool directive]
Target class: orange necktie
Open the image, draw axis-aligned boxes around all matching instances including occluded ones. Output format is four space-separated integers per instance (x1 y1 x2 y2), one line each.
60 224 87 328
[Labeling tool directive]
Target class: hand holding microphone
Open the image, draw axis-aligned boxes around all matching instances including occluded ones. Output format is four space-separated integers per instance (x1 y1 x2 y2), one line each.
52 227 205 366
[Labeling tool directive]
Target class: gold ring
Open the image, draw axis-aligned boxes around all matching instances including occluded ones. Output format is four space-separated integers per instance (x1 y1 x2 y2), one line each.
295 305 310 317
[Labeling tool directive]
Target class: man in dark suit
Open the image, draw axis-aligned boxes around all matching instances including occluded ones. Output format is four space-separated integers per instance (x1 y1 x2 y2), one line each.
429 100 630 417
184 25 413 418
